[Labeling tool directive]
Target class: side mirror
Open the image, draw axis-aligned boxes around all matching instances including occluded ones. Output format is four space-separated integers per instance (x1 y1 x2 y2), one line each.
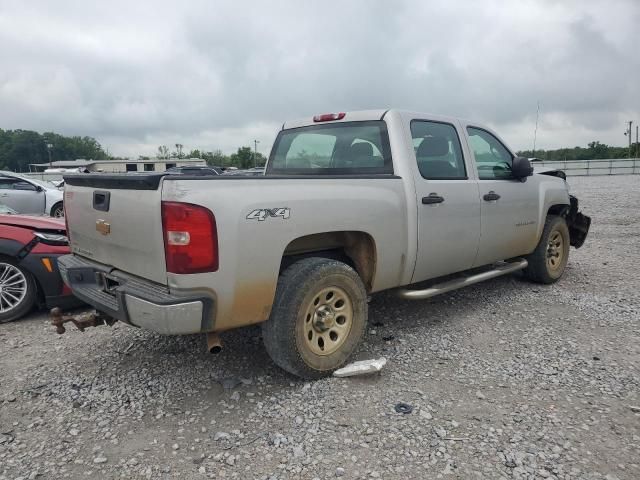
512 156 533 179
36 185 44 192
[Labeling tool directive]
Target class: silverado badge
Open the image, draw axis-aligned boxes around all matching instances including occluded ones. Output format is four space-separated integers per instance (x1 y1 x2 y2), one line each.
96 219 111 235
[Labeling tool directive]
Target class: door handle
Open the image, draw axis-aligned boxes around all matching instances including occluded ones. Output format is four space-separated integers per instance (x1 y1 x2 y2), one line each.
422 193 444 205
0 193 8 197
483 191 501 201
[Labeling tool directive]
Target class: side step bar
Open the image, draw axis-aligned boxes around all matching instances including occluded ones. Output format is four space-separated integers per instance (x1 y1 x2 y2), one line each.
397 259 528 300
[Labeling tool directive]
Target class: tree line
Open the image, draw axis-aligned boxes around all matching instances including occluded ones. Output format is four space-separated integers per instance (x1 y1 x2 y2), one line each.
517 141 640 161
0 128 109 172
1 127 637 173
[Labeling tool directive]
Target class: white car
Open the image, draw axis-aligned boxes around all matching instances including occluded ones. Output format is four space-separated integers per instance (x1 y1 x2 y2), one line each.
0 171 64 217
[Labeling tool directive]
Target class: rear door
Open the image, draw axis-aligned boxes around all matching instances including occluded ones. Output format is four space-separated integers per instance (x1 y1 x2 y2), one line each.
465 126 539 266
0 177 45 214
411 119 481 282
63 175 168 284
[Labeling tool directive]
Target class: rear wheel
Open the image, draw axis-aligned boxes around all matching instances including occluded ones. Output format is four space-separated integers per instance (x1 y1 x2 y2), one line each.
0 258 37 323
262 257 367 379
523 215 570 284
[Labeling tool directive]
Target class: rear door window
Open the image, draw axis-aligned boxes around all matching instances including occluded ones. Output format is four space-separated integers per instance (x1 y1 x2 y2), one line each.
268 121 393 175
410 121 467 179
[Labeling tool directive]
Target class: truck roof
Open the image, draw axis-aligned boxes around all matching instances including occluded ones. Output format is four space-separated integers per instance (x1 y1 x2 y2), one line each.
282 109 468 130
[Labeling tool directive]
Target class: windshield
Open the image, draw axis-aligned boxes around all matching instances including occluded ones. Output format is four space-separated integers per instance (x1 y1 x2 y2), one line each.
267 121 393 175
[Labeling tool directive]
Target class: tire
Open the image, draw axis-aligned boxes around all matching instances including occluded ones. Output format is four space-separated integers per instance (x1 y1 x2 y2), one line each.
0 257 38 323
523 215 570 284
50 202 64 218
262 257 368 379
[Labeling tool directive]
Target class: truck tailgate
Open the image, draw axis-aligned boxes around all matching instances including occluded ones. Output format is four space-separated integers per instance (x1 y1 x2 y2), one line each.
63 174 167 284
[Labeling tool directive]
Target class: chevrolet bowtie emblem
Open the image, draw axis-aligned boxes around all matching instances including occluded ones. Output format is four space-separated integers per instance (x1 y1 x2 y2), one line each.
96 219 111 235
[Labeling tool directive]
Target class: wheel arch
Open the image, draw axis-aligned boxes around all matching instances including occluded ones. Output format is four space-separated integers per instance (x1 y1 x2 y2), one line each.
281 231 377 292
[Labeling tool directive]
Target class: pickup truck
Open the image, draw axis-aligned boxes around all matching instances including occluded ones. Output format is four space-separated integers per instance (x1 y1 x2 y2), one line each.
57 109 590 379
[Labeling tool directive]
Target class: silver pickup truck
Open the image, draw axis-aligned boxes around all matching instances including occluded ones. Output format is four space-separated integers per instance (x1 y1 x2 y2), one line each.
57 109 590 378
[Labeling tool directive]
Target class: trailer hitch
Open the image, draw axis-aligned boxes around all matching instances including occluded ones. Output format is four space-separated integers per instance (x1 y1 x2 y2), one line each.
50 307 117 334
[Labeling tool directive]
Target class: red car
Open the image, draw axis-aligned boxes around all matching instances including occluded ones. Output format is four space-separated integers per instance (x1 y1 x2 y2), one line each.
0 213 80 323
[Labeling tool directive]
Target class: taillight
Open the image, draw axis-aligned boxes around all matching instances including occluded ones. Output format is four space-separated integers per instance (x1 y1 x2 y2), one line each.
161 201 218 274
313 112 345 122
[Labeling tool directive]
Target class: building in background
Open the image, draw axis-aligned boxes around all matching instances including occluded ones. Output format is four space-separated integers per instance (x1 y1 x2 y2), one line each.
28 158 206 174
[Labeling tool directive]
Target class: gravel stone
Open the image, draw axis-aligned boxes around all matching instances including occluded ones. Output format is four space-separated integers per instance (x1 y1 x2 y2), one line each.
0 176 638 480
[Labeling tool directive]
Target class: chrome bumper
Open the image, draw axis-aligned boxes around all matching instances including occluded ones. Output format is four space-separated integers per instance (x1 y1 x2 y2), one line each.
57 255 214 334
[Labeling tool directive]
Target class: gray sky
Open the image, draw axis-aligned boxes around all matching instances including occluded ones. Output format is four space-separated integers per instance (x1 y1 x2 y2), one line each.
0 0 638 157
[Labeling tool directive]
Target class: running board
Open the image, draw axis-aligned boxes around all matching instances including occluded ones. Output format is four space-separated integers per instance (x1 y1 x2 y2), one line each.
397 259 528 300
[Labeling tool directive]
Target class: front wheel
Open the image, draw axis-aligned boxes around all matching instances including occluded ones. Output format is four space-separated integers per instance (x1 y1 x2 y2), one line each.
50 202 64 218
262 257 368 379
0 258 37 323
523 215 570 284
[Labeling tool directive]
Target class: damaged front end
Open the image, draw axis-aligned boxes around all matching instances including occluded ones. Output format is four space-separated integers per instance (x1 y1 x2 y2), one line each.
566 195 591 248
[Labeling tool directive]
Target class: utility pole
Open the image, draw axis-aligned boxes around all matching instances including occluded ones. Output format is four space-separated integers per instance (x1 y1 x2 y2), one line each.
46 143 53 168
624 121 633 159
636 125 638 158
253 139 260 167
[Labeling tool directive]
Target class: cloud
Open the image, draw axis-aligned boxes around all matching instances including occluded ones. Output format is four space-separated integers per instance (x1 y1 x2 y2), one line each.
0 0 638 156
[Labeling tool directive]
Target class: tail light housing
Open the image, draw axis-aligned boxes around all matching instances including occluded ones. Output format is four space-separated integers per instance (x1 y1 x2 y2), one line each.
161 201 218 274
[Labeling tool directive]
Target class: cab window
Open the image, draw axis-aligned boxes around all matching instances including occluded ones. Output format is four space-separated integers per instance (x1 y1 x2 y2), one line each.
410 121 466 179
466 127 513 180
269 121 393 175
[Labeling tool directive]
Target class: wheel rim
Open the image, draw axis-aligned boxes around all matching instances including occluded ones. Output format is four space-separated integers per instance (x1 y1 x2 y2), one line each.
0 263 27 313
53 207 64 218
546 230 565 271
302 286 353 356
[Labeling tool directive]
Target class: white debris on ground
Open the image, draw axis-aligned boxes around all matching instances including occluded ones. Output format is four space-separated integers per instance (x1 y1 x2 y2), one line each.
333 357 387 377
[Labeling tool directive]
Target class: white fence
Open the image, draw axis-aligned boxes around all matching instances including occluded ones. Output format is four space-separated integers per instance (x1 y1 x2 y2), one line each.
535 158 639 176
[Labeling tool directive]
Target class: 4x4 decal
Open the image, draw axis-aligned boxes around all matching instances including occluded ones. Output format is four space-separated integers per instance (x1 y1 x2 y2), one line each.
246 208 291 222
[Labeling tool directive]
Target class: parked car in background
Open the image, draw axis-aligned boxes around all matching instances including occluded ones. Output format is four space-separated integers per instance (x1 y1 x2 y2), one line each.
0 213 80 322
165 166 221 176
0 171 65 217
0 203 18 214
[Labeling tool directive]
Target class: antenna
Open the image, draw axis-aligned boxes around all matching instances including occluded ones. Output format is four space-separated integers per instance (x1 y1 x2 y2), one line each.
532 101 540 157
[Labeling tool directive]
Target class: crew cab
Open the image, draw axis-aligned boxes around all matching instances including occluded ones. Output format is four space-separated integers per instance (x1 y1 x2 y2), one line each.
57 110 590 378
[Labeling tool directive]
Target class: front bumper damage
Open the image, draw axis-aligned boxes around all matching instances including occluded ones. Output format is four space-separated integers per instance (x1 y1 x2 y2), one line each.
567 195 591 248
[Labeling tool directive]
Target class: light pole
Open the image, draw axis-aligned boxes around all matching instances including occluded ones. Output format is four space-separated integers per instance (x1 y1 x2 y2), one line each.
253 139 260 167
46 143 53 168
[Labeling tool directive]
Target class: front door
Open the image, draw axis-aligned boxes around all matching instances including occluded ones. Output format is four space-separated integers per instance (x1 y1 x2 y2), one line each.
411 120 481 283
466 127 539 267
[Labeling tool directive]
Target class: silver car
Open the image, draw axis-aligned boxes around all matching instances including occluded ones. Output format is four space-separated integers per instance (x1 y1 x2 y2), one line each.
0 171 64 217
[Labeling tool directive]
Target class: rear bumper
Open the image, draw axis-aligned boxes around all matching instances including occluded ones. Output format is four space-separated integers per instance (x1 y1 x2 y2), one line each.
57 255 215 334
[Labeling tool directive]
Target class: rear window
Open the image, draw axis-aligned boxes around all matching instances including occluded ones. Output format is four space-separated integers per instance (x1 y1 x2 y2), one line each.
267 121 393 175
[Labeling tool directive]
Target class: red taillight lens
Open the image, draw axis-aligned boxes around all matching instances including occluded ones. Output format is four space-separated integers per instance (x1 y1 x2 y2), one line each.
313 112 346 122
161 201 218 274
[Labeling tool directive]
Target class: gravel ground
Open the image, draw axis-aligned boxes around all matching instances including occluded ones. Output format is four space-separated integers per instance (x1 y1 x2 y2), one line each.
1 175 639 480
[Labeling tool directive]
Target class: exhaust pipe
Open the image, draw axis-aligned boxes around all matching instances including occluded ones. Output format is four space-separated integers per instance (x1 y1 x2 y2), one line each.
207 332 222 354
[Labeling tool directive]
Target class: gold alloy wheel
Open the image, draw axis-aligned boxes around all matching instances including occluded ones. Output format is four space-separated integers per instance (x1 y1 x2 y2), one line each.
546 230 565 271
302 286 353 356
